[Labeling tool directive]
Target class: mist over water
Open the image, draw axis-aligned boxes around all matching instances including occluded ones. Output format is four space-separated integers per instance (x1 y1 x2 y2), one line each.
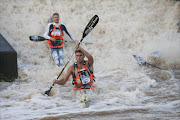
0 0 180 120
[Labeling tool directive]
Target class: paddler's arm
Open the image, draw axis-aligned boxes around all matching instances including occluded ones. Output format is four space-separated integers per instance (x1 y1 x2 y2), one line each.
53 65 73 85
43 23 51 40
77 46 94 67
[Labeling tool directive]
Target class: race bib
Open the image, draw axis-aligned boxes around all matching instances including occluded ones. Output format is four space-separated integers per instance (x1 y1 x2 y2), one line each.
54 29 61 36
81 75 90 85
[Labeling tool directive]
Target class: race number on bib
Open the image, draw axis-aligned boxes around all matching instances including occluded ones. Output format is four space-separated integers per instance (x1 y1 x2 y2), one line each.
81 75 90 85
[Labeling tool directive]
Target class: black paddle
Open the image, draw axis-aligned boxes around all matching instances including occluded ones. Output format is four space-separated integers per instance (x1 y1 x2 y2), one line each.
29 35 93 45
45 15 99 96
30 35 63 42
133 55 166 70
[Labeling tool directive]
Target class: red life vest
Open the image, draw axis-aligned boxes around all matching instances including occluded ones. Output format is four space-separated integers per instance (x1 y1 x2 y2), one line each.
72 61 96 90
48 23 64 48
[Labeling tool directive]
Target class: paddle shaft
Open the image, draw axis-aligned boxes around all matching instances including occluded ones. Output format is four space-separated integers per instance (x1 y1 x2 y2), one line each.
30 36 92 44
38 38 74 42
146 62 166 70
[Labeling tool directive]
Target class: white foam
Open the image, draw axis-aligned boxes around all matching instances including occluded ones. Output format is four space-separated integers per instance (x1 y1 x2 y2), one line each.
0 0 179 119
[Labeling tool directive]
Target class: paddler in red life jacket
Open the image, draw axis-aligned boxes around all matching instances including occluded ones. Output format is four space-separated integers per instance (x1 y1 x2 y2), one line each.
53 45 96 90
44 13 76 67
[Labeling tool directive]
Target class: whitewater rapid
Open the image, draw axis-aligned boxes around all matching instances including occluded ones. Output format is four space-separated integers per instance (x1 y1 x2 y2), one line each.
0 0 180 120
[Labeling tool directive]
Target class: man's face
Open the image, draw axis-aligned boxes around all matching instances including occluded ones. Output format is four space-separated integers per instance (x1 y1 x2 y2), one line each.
53 15 59 23
75 52 84 63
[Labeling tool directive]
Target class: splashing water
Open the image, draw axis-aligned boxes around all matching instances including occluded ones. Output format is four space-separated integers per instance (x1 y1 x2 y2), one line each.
0 0 180 119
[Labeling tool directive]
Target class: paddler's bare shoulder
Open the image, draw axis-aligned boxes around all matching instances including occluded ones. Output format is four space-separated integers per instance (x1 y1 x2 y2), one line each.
68 64 75 74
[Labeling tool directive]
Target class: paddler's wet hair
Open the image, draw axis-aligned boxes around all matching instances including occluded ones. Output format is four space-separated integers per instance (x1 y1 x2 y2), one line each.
75 50 84 56
53 13 59 17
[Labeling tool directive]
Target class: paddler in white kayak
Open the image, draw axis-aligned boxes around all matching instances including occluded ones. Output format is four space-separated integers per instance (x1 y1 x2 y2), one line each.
44 13 76 67
53 44 96 91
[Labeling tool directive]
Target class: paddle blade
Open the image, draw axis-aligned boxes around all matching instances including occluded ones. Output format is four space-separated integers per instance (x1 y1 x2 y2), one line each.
45 90 51 96
29 35 46 42
133 55 146 65
82 15 99 39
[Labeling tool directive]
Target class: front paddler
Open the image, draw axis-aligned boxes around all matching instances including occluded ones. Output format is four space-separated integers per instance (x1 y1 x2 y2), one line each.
53 44 96 90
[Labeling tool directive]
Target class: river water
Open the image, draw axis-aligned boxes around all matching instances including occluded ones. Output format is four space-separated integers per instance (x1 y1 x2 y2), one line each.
0 0 180 120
